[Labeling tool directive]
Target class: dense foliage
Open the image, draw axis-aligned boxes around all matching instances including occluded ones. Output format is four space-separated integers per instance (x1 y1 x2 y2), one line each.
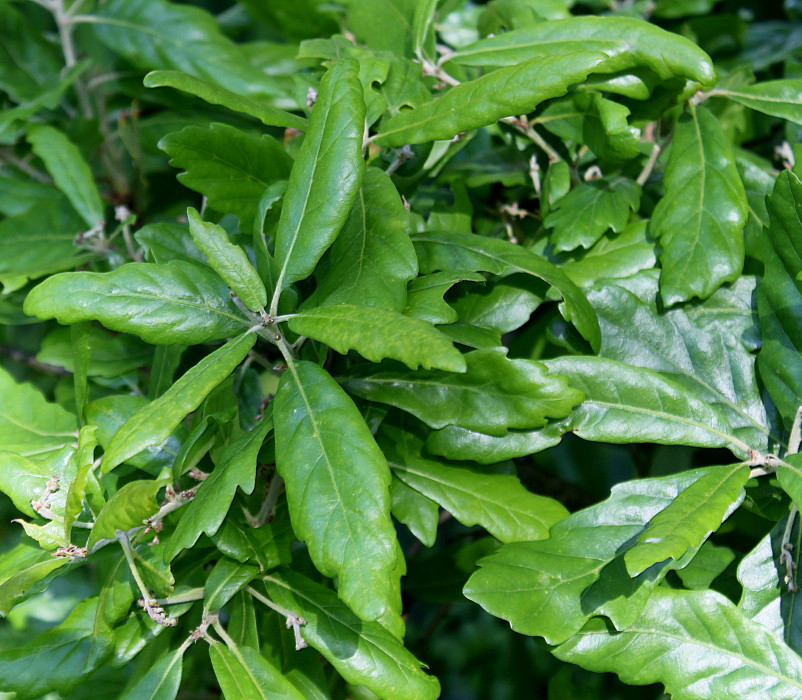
3 0 802 697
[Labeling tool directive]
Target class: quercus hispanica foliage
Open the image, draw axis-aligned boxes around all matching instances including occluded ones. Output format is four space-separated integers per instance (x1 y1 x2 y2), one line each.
4 1 802 698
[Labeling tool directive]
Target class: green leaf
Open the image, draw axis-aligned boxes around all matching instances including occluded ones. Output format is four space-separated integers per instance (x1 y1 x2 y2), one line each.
624 463 748 577
651 106 747 305
346 347 582 437
0 451 71 518
380 422 567 542
0 542 69 616
64 426 97 539
375 52 611 147
273 58 366 293
543 356 751 457
412 0 438 60
390 475 439 547
544 177 640 252
87 479 164 549
779 455 802 513
274 360 400 623
446 16 716 88
159 125 292 234
101 332 255 472
26 125 104 229
717 80 802 126
86 555 135 668
588 281 771 451
306 168 418 312
288 304 465 372
92 0 280 99
404 271 485 324
209 640 305 700
738 513 802 653
757 170 802 423
186 208 266 311
411 230 601 351
211 509 293 572
0 366 77 460
464 469 726 644
135 223 206 266
119 645 186 700
426 423 564 464
263 569 441 700
554 589 802 700
343 0 416 56
24 261 250 345
164 410 273 561
144 71 306 130
0 598 99 698
204 557 259 611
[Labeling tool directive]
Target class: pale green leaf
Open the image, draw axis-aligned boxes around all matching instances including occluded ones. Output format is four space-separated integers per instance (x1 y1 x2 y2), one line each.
204 557 259 611
87 479 164 549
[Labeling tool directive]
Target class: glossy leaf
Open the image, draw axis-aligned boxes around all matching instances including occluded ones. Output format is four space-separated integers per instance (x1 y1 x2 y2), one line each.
554 589 802 700
288 304 465 372
426 423 564 464
717 80 802 126
0 451 73 518
0 542 69 616
186 208 266 311
101 332 255 472
24 261 250 345
543 356 751 458
412 0 438 60
390 475 439 547
651 107 747 305
0 366 77 460
375 52 611 146
545 177 640 252
446 15 716 88
465 469 724 644
144 70 306 130
164 411 272 561
63 426 97 538
757 170 802 422
404 271 485 324
273 58 366 292
160 125 292 234
274 360 400 623
307 168 418 311
209 640 305 700
624 463 749 576
380 423 568 542
204 557 259 611
263 569 441 700
87 479 164 549
411 230 601 351
119 645 186 700
346 347 582 437
26 125 104 229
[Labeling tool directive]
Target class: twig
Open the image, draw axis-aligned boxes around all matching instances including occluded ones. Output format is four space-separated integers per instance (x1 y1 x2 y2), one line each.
636 142 662 186
247 585 307 650
500 116 561 162
248 475 284 527
118 529 176 627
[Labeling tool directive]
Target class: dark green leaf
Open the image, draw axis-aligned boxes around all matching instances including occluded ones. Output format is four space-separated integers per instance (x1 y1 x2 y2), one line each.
204 557 259 611
346 347 582 437
426 423 564 464
209 640 305 700
119 645 186 700
404 271 485 324
390 475 439 547
717 80 802 126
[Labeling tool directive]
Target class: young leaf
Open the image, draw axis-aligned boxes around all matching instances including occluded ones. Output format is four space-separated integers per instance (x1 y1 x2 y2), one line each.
164 411 272 561
543 356 751 458
204 557 259 611
288 304 465 372
465 468 726 644
651 106 748 305
144 70 307 130
160 125 293 233
263 569 441 700
716 80 802 126
101 332 255 472
757 170 802 423
24 261 250 345
0 366 77 459
307 167 418 311
209 640 305 700
411 230 601 351
554 589 802 700
186 208 266 312
273 58 366 296
624 463 749 577
375 52 610 146
63 425 97 538
346 347 582 437
26 125 104 229
446 15 716 88
274 360 400 623
380 423 568 542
